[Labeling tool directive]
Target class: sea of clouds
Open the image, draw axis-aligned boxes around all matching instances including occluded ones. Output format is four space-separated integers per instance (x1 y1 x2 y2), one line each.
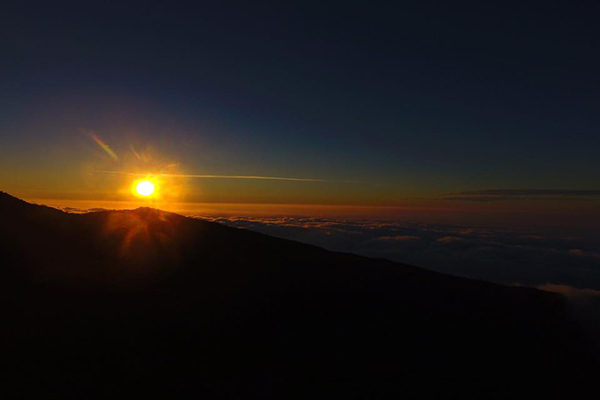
194 215 600 291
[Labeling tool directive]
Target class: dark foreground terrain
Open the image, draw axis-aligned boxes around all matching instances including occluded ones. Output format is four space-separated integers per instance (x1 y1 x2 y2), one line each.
0 192 596 398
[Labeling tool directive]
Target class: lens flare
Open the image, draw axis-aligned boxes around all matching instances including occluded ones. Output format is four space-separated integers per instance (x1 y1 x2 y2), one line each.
135 180 155 196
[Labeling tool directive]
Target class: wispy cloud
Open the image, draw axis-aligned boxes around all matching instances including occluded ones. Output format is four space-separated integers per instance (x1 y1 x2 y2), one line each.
376 235 421 242
443 196 517 202
458 189 600 196
88 132 118 161
95 170 330 182
445 189 600 202
435 236 466 244
569 249 600 259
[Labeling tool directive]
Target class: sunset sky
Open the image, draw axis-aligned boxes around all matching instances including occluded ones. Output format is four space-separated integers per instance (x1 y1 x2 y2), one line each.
3 5 600 397
1 2 599 228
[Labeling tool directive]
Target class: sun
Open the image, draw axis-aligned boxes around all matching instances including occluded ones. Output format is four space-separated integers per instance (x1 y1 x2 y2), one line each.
135 180 155 197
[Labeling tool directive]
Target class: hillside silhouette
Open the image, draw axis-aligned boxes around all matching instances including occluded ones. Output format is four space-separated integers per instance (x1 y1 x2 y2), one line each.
0 192 595 398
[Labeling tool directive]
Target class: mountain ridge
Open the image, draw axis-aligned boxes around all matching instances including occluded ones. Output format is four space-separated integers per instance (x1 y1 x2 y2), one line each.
0 191 595 398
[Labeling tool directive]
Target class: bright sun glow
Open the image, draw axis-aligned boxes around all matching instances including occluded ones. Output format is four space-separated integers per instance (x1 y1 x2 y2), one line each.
135 180 155 196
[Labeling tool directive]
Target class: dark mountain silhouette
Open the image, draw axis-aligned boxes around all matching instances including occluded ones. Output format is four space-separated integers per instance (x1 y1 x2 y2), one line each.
0 192 595 398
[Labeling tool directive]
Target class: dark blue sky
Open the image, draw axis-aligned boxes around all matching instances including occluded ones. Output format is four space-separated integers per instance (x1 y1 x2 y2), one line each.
1 1 599 203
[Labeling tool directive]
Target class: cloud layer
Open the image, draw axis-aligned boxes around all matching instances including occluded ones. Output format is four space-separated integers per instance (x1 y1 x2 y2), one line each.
192 214 600 290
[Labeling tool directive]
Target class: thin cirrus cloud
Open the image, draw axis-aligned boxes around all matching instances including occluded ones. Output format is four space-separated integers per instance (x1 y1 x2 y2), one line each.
95 170 330 182
444 189 600 202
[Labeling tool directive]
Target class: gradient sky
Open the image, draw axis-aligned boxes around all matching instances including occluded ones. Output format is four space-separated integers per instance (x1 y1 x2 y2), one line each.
1 2 599 219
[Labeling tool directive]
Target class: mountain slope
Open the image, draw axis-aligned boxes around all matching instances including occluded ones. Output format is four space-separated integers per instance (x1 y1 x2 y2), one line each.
0 192 594 398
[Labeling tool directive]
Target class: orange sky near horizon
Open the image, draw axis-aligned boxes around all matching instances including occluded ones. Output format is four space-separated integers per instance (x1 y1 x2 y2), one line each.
21 195 600 238
2 129 599 237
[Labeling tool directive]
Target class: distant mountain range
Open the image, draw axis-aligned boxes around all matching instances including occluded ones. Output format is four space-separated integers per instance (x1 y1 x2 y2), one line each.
0 192 595 398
